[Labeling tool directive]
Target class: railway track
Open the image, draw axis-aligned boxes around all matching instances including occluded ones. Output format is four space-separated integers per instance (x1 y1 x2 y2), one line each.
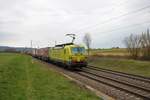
87 65 150 83
77 65 150 100
36 58 150 100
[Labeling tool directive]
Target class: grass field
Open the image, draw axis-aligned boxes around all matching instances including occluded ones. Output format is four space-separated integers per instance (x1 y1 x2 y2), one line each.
88 56 150 77
90 48 128 57
0 53 100 100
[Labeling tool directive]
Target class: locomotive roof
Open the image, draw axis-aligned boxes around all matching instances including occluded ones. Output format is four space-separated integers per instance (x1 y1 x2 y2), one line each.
55 43 74 47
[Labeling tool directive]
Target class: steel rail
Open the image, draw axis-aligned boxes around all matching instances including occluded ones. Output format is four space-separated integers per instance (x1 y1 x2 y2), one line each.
87 65 150 83
82 69 150 92
77 71 150 100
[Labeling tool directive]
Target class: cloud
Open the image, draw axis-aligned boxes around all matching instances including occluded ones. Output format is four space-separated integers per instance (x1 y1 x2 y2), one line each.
0 0 150 48
0 32 18 42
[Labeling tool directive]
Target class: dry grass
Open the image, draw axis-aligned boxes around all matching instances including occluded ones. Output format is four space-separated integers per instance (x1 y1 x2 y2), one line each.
90 48 129 58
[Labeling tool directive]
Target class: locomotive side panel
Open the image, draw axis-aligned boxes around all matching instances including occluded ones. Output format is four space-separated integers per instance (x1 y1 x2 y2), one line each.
49 47 65 63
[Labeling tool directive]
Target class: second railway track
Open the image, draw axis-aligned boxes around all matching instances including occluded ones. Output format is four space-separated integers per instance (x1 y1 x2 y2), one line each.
87 65 150 83
77 65 150 100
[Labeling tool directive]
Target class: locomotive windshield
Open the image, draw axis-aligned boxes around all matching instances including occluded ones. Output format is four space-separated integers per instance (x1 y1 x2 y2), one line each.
72 47 85 54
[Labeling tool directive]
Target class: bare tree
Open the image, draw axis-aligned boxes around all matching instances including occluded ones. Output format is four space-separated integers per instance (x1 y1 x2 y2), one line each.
140 29 150 59
83 33 92 56
124 34 141 59
124 28 150 60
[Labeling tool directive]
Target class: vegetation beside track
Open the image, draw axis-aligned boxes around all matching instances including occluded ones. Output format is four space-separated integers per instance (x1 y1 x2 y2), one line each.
0 53 100 100
88 56 150 77
90 48 128 57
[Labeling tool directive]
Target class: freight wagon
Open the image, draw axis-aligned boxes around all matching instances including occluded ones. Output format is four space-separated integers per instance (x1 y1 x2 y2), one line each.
36 47 49 61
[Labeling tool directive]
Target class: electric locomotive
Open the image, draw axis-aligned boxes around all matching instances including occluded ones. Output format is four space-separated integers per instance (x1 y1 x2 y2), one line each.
49 43 87 69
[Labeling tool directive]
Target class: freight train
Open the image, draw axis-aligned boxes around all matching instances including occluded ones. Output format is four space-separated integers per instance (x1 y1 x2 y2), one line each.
31 43 87 69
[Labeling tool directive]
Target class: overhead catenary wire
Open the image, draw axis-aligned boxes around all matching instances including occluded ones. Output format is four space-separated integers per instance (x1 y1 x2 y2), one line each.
72 5 150 34
94 20 150 35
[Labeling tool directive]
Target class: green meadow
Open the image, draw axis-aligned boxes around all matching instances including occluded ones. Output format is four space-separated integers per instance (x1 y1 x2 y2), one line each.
0 53 99 100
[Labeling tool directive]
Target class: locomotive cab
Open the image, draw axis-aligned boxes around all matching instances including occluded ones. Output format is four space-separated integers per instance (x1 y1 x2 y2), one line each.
64 45 87 68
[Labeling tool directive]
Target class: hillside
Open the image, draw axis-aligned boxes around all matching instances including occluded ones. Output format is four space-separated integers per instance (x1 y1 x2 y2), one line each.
0 46 31 52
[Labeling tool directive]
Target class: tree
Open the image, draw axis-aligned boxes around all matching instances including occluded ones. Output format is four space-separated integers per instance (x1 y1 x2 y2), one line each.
124 34 141 59
83 33 92 56
140 29 150 59
124 28 150 60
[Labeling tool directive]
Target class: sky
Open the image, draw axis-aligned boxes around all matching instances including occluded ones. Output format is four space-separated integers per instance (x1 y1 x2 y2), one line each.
0 0 150 48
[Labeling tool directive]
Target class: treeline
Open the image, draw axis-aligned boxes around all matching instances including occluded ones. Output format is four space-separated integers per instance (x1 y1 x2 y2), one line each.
124 28 150 60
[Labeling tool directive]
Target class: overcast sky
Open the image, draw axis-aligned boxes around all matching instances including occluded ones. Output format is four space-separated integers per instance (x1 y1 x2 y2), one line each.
0 0 150 48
